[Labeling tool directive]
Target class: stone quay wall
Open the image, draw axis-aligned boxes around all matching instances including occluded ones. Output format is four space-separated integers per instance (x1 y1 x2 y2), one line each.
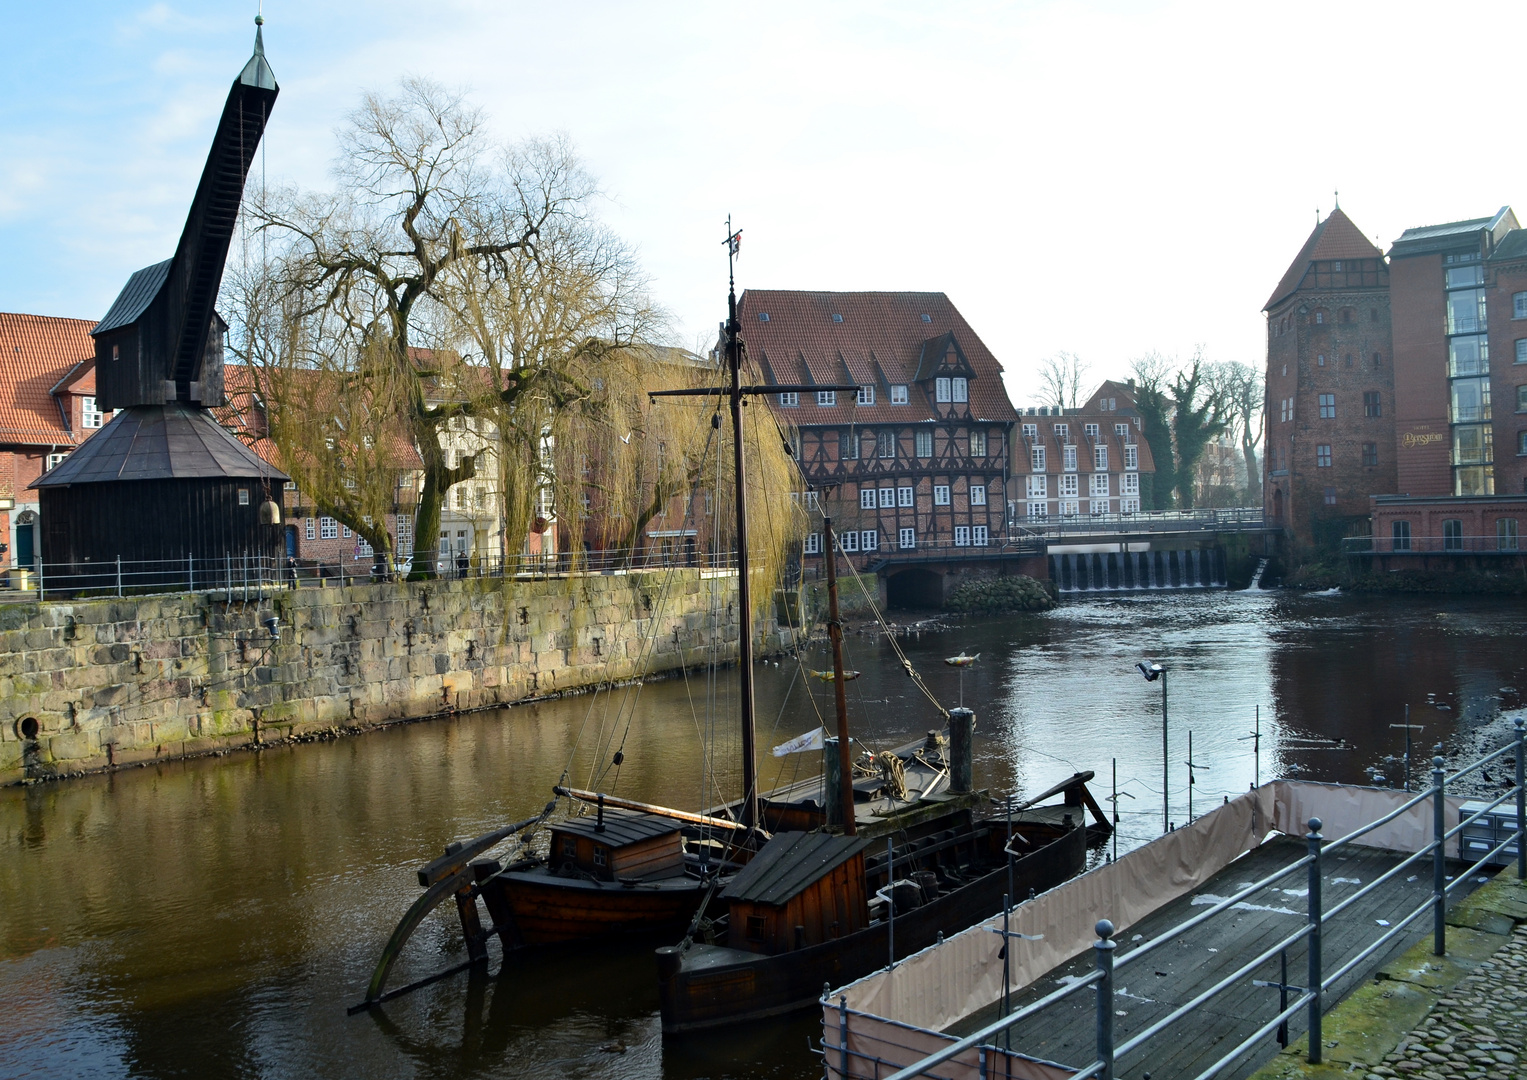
0 570 777 784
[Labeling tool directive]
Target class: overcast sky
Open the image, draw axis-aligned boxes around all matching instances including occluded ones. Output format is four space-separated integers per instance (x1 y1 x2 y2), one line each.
4 1 1524 404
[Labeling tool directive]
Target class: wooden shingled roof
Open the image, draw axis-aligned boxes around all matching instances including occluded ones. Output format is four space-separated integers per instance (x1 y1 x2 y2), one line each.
720 831 870 906
739 291 1019 426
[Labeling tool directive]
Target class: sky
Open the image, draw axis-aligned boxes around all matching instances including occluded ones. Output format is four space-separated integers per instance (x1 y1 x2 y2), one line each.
4 1 1525 406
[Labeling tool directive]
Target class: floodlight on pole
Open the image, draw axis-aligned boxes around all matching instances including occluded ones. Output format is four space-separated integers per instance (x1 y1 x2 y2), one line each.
1137 660 1168 832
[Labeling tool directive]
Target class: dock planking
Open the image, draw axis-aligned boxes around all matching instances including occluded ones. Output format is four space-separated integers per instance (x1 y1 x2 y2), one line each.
949 837 1489 1080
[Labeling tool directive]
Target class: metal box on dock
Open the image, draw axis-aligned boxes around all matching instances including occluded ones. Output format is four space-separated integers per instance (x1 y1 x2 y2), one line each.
1458 800 1521 867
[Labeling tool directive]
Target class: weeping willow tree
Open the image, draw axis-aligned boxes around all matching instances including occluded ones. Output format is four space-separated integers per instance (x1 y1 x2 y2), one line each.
226 77 803 594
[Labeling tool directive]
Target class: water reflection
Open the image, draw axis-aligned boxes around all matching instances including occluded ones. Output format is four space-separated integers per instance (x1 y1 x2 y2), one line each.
1 591 1524 1079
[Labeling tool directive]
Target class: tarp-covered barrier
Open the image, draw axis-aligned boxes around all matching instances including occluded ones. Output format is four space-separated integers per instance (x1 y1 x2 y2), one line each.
822 1003 1075 1080
825 781 1458 1079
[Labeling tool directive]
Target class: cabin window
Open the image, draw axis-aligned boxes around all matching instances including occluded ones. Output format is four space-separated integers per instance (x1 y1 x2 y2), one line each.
593 847 608 868
746 915 766 940
562 838 576 858
238 489 250 505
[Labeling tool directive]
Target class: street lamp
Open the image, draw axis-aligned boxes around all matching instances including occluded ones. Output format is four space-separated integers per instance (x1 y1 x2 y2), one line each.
1137 661 1168 833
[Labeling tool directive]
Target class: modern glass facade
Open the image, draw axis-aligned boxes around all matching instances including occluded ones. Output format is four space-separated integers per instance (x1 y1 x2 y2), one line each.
1444 252 1495 495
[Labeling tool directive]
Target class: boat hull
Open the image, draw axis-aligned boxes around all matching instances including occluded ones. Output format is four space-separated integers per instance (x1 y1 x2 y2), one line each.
657 821 1086 1033
485 866 711 947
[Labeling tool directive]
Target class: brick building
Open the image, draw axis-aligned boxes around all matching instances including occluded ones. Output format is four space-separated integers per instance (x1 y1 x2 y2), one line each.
745 291 1017 561
1262 208 1397 544
1008 404 1154 522
0 313 111 575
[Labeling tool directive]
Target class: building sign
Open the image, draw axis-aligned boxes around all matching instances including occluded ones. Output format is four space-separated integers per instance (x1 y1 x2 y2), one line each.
1401 431 1444 448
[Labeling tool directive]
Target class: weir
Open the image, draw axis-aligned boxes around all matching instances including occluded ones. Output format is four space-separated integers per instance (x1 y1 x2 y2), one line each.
1047 548 1226 594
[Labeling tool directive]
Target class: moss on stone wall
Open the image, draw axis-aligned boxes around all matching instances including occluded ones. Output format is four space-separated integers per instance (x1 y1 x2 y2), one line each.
944 575 1058 614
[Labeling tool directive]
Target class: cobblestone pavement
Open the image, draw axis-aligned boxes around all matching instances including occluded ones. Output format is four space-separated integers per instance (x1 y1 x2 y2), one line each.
1365 925 1527 1080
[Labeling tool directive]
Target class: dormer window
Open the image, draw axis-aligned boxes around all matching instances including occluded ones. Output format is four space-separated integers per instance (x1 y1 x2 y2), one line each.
936 378 951 403
81 396 103 429
1022 423 1037 439
778 392 799 407
856 385 874 406
1084 423 1099 438
890 384 908 405
1063 445 1077 472
817 390 836 407
1053 423 1068 438
952 377 968 403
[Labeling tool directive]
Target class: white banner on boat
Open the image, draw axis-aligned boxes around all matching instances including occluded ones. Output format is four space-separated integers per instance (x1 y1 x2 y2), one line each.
772 726 826 757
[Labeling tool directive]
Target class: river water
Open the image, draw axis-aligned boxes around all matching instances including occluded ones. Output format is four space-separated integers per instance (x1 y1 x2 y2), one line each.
2 589 1525 1079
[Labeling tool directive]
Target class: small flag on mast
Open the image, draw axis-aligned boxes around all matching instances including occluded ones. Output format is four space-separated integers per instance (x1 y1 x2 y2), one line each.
725 229 742 257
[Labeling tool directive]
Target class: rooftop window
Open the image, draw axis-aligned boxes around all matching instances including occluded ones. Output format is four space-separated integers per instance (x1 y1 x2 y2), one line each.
757 312 770 322
831 313 843 323
921 314 932 323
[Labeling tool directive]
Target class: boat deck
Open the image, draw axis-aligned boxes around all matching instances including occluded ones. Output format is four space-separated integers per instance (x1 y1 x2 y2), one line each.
948 837 1488 1080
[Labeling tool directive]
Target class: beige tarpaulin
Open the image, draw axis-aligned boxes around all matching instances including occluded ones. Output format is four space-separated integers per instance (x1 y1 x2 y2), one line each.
826 780 1461 1078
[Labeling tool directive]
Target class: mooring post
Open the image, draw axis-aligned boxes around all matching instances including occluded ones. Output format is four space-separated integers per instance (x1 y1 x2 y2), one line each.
1516 718 1525 881
1094 919 1116 1080
1306 817 1324 1065
1433 754 1447 956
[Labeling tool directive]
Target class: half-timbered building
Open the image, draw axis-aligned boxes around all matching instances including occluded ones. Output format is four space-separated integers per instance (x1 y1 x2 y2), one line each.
743 291 1019 560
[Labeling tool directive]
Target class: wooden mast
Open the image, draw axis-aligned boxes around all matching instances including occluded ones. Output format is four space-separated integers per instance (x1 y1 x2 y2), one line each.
821 514 857 834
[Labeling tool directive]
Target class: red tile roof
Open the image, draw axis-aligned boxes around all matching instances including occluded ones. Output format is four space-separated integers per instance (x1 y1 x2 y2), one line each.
0 312 97 445
739 291 1019 425
1265 209 1383 310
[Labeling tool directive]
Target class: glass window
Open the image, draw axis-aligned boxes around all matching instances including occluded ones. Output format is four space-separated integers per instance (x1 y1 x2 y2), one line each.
860 488 875 509
857 385 874 406
1027 501 1047 521
816 390 836 407
1031 446 1046 471
897 486 913 508
952 378 968 403
972 525 988 546
1449 335 1489 376
954 526 970 547
1120 472 1139 496
1392 520 1412 551
778 392 798 407
1518 340 1527 364
1324 487 1337 506
861 530 878 552
970 483 986 506
342 524 353 539
1319 393 1336 418
891 384 909 404
1315 311 1324 324
1499 519 1520 552
1094 446 1108 470
237 488 250 506
1121 497 1140 514
841 530 859 552
1447 288 1487 334
1059 499 1079 517
1053 423 1068 438
1515 291 1527 318
804 533 821 554
1124 445 1138 470
1316 444 1332 467
1446 265 1484 289
878 487 895 508
305 518 315 540
841 430 860 460
934 484 951 505
1455 465 1495 496
1063 445 1077 471
916 428 933 457
1089 474 1109 497
1115 423 1129 436
935 378 951 402
1022 423 1037 439
1363 442 1378 466
320 517 338 539
1059 474 1079 497
1364 391 1381 417
1085 423 1099 438
1519 431 1527 456
969 429 987 456
877 430 896 458
81 396 103 429
898 528 915 549
1025 476 1046 498
1451 378 1492 423
1443 519 1464 552
1089 497 1109 516
1452 424 1493 464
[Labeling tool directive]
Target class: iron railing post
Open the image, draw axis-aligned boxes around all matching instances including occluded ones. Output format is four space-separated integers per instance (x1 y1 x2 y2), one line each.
1516 718 1525 881
1094 919 1116 1080
887 837 896 969
1433 754 1447 956
839 993 849 1080
116 555 122 597
1306 817 1323 1065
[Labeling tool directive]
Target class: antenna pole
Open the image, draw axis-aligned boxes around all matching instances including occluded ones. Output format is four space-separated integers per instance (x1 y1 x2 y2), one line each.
725 216 759 832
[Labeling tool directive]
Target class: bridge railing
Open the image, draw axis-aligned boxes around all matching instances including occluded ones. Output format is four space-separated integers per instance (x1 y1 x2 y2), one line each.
1009 507 1265 537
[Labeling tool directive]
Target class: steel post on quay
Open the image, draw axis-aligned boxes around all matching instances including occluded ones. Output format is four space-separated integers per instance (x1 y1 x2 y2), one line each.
1517 718 1525 881
1306 817 1324 1065
1433 754 1447 956
1093 919 1116 1080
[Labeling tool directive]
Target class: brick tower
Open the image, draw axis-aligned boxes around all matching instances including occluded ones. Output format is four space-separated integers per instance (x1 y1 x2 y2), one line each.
1263 208 1397 547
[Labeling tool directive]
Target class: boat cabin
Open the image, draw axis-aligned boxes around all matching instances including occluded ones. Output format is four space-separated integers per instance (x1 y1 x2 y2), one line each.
719 832 870 955
546 808 684 883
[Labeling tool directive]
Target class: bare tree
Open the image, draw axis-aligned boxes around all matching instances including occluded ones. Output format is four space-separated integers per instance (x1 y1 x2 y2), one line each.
1037 352 1090 411
1204 361 1264 505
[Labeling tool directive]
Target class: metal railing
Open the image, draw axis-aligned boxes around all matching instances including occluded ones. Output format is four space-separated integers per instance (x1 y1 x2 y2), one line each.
876 720 1527 1080
1343 534 1523 555
1010 507 1266 537
1 547 742 600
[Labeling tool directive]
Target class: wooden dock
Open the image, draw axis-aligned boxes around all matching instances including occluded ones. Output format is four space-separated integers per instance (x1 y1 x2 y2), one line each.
949 837 1488 1080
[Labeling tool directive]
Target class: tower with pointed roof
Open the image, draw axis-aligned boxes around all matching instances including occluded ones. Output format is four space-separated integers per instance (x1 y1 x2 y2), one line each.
29 23 287 585
1262 208 1396 545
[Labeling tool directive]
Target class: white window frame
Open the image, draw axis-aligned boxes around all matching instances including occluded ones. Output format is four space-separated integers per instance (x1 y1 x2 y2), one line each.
841 530 860 552
1026 475 1047 498
899 527 916 550
1084 423 1099 438
1094 446 1108 471
877 430 896 459
778 392 798 407
1116 423 1129 436
933 484 951 506
897 486 914 508
320 517 338 540
972 525 988 547
952 377 968 403
342 524 353 539
879 487 895 508
1059 499 1079 517
890 384 909 404
1120 472 1139 496
935 377 951 402
1121 497 1141 514
81 396 103 429
395 516 412 556
804 532 821 554
1514 291 1527 319
861 530 878 552
1031 446 1046 472
1063 445 1078 472
954 526 971 547
305 518 316 540
1022 423 1037 439
857 385 875 406
1059 474 1079 498
970 483 987 506
1026 501 1048 521
1124 445 1138 471
915 428 933 457
969 428 986 457
1089 498 1109 516
860 488 876 509
804 490 819 510
817 390 836 407
1090 474 1110 498
1053 423 1068 438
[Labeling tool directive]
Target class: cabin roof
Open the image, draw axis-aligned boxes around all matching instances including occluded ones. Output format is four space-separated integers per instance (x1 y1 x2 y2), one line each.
30 401 288 487
721 831 870 906
93 260 172 337
550 807 684 846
